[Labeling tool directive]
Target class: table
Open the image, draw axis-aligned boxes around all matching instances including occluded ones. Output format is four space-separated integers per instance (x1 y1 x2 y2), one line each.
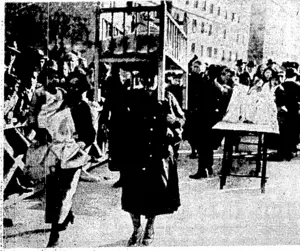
212 121 279 193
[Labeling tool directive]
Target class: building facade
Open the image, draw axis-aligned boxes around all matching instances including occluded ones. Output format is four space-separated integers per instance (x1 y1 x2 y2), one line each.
170 0 252 67
248 0 300 65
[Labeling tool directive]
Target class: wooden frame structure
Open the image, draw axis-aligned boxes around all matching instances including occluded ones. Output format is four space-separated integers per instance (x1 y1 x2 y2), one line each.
93 1 188 108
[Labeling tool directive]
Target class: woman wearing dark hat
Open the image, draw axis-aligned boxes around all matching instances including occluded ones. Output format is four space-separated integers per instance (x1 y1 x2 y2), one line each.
120 69 181 246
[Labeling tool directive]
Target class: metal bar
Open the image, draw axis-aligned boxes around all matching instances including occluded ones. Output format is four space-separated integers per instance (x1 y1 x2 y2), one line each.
261 133 268 193
220 133 233 189
99 6 159 14
227 174 269 178
123 10 126 54
134 11 137 53
147 10 150 54
157 1 166 102
165 12 187 38
255 133 262 175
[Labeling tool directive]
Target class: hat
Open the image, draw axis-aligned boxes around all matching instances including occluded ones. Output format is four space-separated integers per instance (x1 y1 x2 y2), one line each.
266 59 274 66
236 59 246 66
7 41 21 54
247 60 256 68
286 67 299 77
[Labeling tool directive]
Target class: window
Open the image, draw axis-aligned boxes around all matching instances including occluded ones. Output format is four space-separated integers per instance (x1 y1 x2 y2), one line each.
236 34 239 43
210 4 214 14
207 47 212 58
232 13 235 21
238 16 241 23
175 13 180 20
203 0 207 11
225 10 228 19
222 50 225 61
229 51 232 61
201 45 204 56
214 48 218 57
223 29 226 39
208 24 212 36
194 0 199 8
236 52 238 61
192 19 197 33
186 0 189 5
217 7 221 16
201 22 205 33
191 43 196 53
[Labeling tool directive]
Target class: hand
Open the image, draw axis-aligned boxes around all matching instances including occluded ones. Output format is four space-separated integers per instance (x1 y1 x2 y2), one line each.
166 114 176 125
78 141 86 149
167 128 174 138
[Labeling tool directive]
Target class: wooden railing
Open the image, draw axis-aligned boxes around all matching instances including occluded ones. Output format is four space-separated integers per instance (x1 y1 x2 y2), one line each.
165 12 188 72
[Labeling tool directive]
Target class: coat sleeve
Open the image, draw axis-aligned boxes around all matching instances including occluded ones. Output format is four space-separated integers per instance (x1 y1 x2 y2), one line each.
71 101 96 148
165 91 186 128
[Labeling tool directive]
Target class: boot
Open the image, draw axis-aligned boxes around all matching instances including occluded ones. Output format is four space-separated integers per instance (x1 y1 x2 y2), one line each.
142 216 155 246
58 210 75 231
127 214 143 247
47 224 59 248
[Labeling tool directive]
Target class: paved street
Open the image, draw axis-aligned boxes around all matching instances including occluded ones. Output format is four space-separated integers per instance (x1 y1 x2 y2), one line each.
3 144 300 248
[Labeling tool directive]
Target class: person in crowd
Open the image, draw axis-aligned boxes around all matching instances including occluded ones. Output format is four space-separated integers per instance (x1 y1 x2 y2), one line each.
189 66 233 179
121 68 180 247
272 68 300 161
236 59 249 86
164 75 186 160
244 60 257 87
26 69 95 247
104 64 132 188
185 59 204 158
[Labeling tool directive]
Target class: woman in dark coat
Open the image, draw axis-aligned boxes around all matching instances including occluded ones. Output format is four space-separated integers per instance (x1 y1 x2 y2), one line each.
121 72 180 246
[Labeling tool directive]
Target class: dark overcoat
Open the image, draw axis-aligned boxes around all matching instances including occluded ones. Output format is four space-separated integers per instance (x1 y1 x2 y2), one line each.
121 89 180 216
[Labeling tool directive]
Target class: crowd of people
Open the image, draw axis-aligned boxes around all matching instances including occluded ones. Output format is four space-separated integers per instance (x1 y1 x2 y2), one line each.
3 39 300 248
185 55 300 181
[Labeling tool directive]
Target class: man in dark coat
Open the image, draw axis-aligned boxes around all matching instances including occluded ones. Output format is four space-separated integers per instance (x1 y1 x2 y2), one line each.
103 64 132 188
122 70 181 247
274 68 300 160
185 59 204 158
190 66 233 179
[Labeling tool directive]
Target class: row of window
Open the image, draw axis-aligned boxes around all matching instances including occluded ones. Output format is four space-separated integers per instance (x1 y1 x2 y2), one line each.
190 43 239 61
191 21 245 44
186 0 241 23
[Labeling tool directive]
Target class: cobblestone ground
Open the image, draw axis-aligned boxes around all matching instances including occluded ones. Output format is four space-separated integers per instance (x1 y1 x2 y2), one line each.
3 140 300 248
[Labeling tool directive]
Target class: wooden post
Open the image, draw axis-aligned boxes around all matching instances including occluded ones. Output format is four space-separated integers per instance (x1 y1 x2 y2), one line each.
157 1 166 102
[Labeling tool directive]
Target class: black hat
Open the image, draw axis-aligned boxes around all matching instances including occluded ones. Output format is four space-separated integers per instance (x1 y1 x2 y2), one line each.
285 67 299 78
267 59 274 66
247 60 256 68
236 59 246 66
